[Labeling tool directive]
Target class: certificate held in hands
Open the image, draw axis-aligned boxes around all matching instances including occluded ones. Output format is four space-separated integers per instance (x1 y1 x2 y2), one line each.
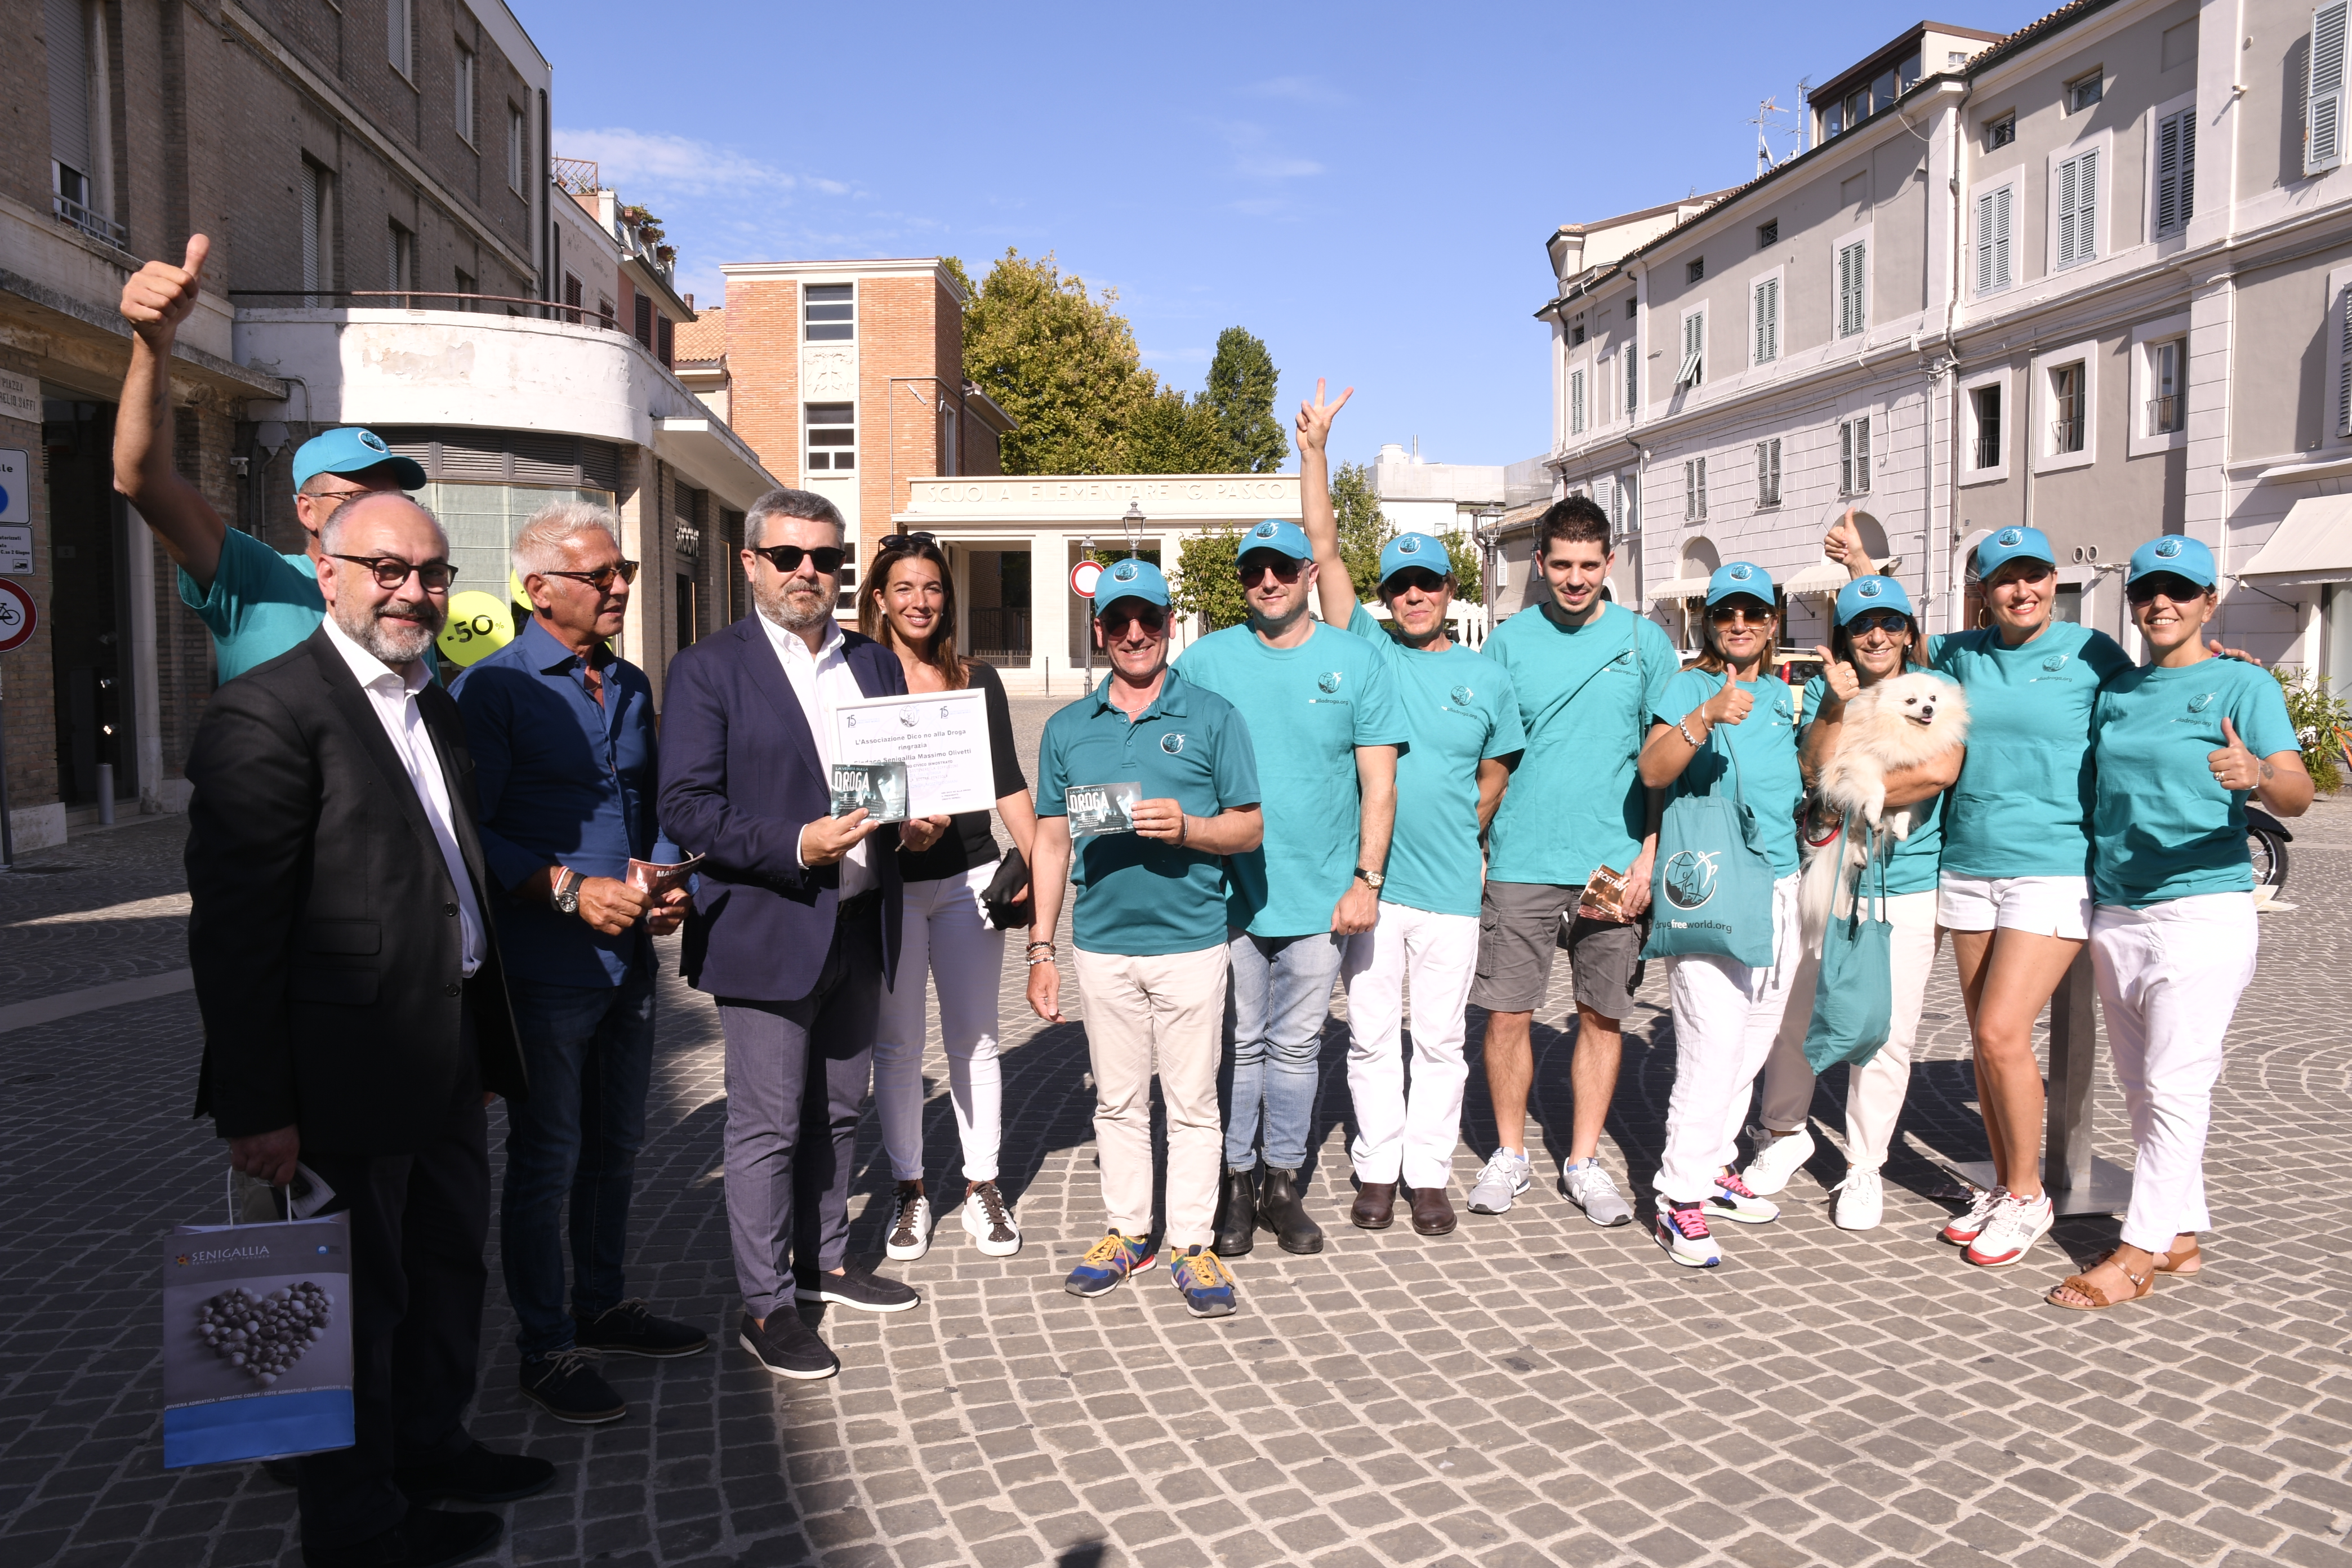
834 689 996 819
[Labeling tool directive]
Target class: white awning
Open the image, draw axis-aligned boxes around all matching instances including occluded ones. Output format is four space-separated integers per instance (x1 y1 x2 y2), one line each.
2237 496 2352 586
1784 558 1850 594
1647 574 1710 602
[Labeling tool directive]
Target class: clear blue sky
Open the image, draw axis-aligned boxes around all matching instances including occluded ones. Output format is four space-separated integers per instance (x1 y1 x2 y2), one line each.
540 1 2045 471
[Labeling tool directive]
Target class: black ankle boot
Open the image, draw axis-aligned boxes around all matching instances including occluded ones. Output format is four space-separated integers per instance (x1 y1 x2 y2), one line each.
1257 1168 1325 1255
1213 1168 1258 1256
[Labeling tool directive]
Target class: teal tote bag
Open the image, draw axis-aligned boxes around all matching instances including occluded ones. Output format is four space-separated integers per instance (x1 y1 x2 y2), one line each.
1641 681 1778 969
1800 827 1895 1071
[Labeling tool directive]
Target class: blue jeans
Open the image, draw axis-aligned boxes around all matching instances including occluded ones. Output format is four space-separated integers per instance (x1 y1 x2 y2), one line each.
500 965 656 1361
1222 929 1345 1171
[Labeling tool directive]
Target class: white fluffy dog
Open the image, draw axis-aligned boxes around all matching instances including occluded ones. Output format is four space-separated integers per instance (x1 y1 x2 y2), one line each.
1798 672 1970 950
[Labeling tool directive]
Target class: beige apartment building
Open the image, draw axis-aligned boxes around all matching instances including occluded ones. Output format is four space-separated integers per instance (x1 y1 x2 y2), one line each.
2 0 771 853
1538 0 2352 680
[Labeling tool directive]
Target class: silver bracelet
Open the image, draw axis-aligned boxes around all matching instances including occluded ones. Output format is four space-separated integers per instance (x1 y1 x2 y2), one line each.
1678 718 1704 747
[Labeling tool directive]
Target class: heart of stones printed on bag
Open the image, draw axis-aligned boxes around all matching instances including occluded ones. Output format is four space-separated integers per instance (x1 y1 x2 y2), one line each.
198 1282 332 1385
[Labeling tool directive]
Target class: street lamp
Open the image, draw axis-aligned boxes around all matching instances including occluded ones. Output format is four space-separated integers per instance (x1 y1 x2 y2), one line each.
1472 505 1504 634
1121 499 1145 559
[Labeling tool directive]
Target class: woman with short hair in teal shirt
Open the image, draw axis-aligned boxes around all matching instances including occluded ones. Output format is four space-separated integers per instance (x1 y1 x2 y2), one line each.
1834 522 2133 1271
2046 537 2310 1310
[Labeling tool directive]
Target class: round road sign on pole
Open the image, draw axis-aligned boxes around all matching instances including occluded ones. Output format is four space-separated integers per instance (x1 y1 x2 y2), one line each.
0 576 35 654
1070 559 1104 599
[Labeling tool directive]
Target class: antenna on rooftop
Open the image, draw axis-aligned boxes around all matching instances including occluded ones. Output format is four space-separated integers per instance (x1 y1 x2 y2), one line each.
1749 98 1783 176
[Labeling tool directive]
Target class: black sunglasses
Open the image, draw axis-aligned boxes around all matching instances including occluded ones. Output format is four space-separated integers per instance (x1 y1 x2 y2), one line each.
1846 610 1909 635
747 543 847 575
1099 604 1168 636
331 554 457 591
540 560 640 590
877 532 937 554
1708 602 1774 625
2127 573 2208 605
1238 558 1305 586
1383 568 1449 595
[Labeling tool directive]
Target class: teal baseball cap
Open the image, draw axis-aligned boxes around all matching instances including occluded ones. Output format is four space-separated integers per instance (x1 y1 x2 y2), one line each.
1377 532 1451 585
292 427 428 491
1975 524 2055 580
1233 518 1310 562
1705 561 1774 605
1092 557 1171 612
2127 534 2216 590
1834 574 1916 625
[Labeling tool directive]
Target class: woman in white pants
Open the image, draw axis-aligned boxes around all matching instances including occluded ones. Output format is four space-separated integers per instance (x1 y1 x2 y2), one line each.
860 535 1039 1261
1636 563 1807 1268
2046 535 2309 1309
1744 574 1962 1229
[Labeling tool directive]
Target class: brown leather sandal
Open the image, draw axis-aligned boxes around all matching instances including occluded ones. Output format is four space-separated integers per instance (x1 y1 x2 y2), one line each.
2154 1236 2202 1277
2046 1251 2155 1311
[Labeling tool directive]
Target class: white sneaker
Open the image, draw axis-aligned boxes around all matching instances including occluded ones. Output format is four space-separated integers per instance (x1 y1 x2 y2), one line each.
1940 1183 2004 1246
960 1181 1021 1257
1466 1149 1533 1215
1561 1159 1634 1227
1832 1167 1883 1230
884 1183 932 1262
1654 1201 1721 1267
1964 1191 2054 1268
1704 1168 1781 1225
1740 1125 1815 1196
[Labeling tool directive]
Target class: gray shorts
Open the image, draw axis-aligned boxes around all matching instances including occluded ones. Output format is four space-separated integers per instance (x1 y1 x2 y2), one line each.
1468 879 1649 1020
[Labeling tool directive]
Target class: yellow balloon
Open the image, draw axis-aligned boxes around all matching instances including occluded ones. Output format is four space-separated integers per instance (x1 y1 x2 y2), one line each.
436 590 516 667
510 569 531 610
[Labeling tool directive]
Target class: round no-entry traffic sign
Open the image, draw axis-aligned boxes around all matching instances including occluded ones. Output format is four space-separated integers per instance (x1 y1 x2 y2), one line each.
0 576 35 654
1070 559 1104 598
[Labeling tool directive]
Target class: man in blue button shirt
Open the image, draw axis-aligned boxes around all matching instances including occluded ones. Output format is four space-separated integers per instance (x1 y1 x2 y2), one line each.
452 502 705 1423
1028 560 1264 1318
115 237 430 682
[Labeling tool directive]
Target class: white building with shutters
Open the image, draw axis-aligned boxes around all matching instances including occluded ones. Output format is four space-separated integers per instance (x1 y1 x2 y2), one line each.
1537 0 2352 676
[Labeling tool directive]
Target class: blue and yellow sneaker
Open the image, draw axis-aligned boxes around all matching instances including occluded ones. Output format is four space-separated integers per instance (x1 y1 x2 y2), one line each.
1064 1232 1153 1298
1169 1245 1238 1318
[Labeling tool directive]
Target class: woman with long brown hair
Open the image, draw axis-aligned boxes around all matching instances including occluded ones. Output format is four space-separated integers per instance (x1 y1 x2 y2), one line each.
859 534 1039 1261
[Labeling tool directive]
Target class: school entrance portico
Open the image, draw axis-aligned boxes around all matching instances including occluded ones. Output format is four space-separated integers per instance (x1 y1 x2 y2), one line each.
888 473 1302 692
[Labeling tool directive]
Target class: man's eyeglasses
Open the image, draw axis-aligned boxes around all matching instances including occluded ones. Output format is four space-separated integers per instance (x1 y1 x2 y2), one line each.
1099 605 1167 637
2126 573 2206 605
1847 611 1909 636
1238 558 1304 587
1708 603 1774 626
747 544 847 576
1383 568 1448 595
877 532 937 554
540 560 640 590
330 554 457 591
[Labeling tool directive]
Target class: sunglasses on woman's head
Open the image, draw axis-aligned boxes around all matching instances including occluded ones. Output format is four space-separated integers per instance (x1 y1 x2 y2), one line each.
877 532 936 554
748 543 846 575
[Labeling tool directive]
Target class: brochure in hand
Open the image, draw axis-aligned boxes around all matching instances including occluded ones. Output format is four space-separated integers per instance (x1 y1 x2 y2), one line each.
626 853 705 897
831 760 911 823
1068 781 1143 839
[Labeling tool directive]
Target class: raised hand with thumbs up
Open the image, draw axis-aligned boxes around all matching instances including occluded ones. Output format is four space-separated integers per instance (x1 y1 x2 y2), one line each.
2206 715 2271 793
120 234 211 345
113 234 235 589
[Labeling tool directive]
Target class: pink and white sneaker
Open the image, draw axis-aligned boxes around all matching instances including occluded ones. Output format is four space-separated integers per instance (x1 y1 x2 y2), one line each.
1654 1201 1721 1268
1940 1183 2005 1246
1964 1191 2054 1268
1704 1168 1781 1226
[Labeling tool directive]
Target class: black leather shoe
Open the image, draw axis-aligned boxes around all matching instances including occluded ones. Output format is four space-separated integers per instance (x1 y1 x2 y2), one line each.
1409 1183 1458 1236
738 1310 839 1381
518 1350 625 1425
394 1442 557 1505
1213 1168 1258 1257
301 1507 501 1568
1349 1181 1397 1229
1257 1168 1325 1254
572 1299 709 1358
792 1265 919 1313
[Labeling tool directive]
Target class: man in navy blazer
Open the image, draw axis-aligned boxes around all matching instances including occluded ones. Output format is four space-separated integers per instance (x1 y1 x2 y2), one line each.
658 487 951 1381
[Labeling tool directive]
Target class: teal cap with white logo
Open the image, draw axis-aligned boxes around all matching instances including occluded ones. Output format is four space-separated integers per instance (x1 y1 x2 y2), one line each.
1705 561 1775 606
1377 532 1450 585
291 426 428 490
1834 574 1916 625
2126 534 2216 589
1975 524 2056 580
1092 557 1171 611
1233 518 1311 562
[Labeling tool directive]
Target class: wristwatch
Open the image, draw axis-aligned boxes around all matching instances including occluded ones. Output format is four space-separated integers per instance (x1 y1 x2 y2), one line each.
1353 867 1385 890
551 868 582 916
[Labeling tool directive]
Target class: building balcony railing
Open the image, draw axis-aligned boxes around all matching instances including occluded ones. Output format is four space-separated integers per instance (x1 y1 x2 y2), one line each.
53 191 127 249
233 289 625 333
2146 395 2181 435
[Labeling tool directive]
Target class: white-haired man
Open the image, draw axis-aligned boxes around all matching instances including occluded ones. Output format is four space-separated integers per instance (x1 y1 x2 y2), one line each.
451 503 703 1425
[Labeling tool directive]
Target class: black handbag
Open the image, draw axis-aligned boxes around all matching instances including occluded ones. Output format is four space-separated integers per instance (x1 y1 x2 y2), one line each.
981 848 1035 931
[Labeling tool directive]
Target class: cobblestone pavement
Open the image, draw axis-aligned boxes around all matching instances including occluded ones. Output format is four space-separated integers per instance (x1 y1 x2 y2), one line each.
5 721 2351 1568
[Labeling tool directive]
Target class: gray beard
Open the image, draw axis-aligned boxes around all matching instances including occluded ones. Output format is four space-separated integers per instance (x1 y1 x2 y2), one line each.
337 598 444 665
757 581 832 634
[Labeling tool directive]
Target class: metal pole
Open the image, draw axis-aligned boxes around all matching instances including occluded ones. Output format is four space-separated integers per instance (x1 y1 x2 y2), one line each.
0 665 15 870
1080 534 1093 692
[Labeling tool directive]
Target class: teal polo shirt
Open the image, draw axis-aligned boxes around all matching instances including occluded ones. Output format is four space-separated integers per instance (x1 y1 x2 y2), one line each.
1344 605 1524 917
1036 666 1261 956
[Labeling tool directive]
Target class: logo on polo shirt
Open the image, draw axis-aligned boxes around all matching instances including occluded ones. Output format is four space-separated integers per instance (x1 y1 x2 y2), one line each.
2155 538 2185 559
2187 692 2216 714
1160 732 1188 754
1997 528 2025 547
1450 684 1474 706
1317 671 1342 693
1856 579 1883 599
2042 653 2070 673
1661 850 1721 910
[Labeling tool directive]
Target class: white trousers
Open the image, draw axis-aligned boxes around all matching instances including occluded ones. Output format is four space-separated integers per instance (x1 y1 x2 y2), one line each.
2089 892 2258 1253
1655 874 1803 1205
873 864 1006 1184
1756 888 1940 1170
1073 943 1230 1249
1341 903 1479 1190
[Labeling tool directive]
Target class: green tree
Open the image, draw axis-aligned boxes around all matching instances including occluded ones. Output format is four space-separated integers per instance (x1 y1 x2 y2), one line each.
1171 529 1250 631
1440 530 1484 605
1204 327 1288 474
1330 460 1390 599
1122 386 1228 475
954 249 1154 475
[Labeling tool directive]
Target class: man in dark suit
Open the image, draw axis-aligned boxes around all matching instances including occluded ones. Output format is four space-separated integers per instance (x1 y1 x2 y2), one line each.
658 488 949 1380
186 492 545 1568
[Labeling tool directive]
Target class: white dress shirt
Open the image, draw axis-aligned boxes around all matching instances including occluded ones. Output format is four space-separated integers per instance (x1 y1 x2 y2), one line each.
755 611 876 897
323 618 487 975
